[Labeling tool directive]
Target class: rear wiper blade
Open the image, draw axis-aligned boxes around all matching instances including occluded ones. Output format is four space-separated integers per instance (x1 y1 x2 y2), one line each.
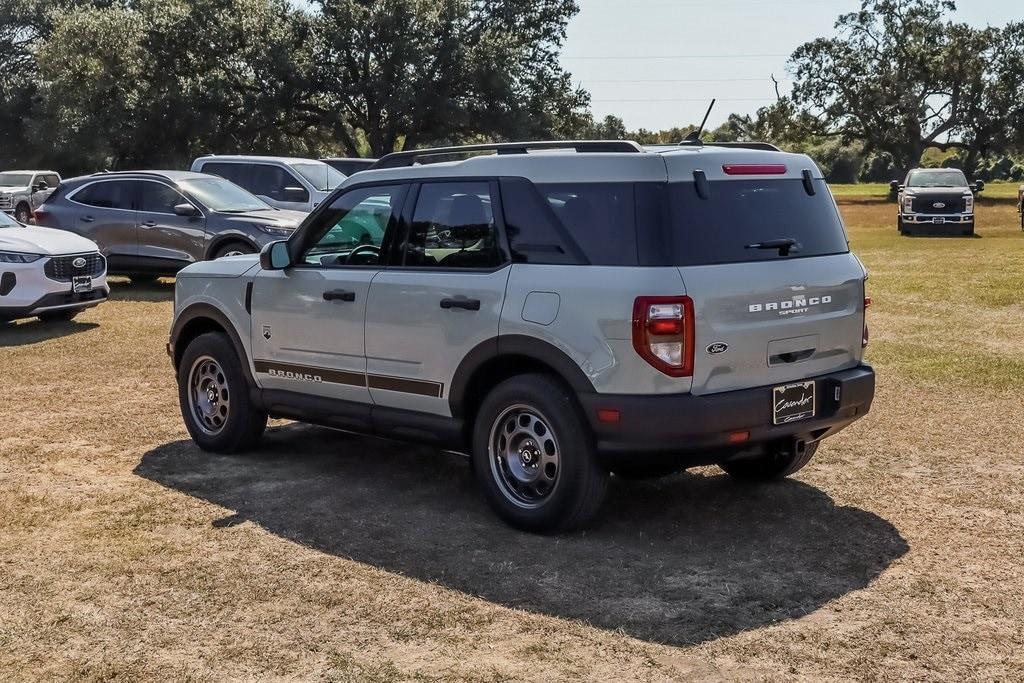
745 238 800 256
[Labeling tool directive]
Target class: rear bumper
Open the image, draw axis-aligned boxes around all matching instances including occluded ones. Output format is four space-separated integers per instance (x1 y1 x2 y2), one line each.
580 365 875 466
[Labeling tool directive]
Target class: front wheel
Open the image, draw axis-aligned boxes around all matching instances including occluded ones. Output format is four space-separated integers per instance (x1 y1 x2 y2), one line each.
177 331 267 453
720 442 819 481
471 374 608 533
213 242 256 259
15 203 32 224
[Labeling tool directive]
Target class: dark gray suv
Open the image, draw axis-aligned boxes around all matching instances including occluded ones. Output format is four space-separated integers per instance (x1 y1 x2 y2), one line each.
34 171 307 279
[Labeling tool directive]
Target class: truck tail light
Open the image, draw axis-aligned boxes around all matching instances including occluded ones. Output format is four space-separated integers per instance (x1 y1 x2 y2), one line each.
862 295 872 348
632 296 695 377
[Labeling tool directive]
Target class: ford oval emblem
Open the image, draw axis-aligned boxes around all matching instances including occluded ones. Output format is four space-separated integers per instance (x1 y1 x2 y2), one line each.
72 257 87 269
707 342 729 355
933 202 946 209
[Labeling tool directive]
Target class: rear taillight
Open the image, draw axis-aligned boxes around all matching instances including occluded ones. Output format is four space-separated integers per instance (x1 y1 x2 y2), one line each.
32 207 49 224
862 295 872 348
632 296 695 377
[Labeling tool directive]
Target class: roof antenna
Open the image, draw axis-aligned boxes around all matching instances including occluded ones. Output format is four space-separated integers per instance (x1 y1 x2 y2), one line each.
681 99 716 146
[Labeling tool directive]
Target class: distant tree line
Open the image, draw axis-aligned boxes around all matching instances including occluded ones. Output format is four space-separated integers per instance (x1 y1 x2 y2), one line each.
1 0 1022 182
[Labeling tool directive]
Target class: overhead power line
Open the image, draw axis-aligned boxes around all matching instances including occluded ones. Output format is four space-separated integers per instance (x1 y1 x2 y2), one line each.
562 54 790 60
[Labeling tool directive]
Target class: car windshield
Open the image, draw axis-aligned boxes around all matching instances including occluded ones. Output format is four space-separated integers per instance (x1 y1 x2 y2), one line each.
907 170 968 188
0 211 20 227
0 173 32 187
290 162 345 192
179 177 272 213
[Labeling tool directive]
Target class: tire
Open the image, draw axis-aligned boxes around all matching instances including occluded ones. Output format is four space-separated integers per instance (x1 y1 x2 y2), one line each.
719 442 819 482
611 463 681 480
38 310 79 323
15 203 32 224
213 241 256 259
897 218 908 235
471 374 608 533
177 331 267 453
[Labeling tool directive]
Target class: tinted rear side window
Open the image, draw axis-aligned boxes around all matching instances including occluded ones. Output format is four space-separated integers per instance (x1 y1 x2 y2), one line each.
667 179 848 266
72 181 135 210
536 183 638 266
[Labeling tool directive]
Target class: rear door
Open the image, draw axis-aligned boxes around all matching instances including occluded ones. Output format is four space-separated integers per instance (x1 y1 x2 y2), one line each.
661 163 866 396
66 180 138 263
136 180 206 266
364 180 510 416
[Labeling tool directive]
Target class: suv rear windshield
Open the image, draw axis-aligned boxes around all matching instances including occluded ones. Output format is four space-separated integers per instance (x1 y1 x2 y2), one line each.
666 179 849 266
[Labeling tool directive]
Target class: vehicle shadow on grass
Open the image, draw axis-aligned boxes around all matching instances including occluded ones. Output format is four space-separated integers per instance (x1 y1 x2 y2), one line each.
135 424 908 647
108 278 175 303
0 319 98 346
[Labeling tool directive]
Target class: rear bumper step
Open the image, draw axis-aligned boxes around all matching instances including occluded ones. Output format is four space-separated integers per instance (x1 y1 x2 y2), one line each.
581 364 875 466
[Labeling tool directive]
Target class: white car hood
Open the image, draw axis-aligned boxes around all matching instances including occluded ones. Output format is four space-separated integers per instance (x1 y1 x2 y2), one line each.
0 185 31 194
0 225 100 256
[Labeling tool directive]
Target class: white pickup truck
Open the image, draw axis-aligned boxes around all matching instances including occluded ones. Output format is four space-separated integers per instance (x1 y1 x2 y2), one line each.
0 171 61 224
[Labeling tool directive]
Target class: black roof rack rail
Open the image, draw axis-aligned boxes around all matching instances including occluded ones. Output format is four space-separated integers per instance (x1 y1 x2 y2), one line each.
370 140 644 170
679 141 782 152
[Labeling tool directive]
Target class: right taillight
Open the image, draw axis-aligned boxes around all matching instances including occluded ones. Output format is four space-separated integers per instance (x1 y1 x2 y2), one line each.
862 294 872 348
32 207 49 225
632 296 695 377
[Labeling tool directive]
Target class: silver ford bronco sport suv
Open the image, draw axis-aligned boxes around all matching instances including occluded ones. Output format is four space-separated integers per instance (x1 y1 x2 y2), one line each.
168 140 875 532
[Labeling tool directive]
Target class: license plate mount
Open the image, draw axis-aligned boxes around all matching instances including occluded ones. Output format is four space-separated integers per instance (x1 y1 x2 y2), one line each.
772 381 816 425
72 275 93 294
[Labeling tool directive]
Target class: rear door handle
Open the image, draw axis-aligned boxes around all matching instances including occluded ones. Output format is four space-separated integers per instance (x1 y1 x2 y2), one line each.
440 297 481 311
142 220 157 227
80 216 95 223
323 289 356 302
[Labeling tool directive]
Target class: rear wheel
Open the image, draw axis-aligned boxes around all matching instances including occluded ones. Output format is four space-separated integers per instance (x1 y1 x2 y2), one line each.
720 442 819 481
15 203 32 224
38 310 79 323
177 332 267 453
471 374 608 533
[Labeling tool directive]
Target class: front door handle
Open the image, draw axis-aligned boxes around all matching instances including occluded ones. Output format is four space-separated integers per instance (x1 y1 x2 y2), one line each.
80 216 95 223
323 289 356 302
142 220 157 227
440 297 481 311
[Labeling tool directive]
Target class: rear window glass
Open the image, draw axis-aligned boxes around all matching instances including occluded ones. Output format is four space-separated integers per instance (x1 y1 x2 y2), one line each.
667 179 848 266
536 183 638 266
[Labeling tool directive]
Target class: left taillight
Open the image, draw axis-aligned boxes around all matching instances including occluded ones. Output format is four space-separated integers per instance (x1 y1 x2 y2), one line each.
862 294 872 348
32 207 50 224
632 296 695 377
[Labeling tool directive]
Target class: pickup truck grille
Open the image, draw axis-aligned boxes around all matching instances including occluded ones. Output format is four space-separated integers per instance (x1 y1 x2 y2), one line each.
0 197 12 210
44 253 106 282
912 195 965 214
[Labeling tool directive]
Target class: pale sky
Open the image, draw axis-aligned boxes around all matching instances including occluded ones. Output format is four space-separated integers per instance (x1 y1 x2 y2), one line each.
562 0 1022 130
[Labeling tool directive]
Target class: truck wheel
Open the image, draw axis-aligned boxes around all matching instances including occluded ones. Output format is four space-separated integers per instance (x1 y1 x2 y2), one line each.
15 203 32 224
177 331 267 453
898 218 908 235
471 374 608 533
720 442 819 481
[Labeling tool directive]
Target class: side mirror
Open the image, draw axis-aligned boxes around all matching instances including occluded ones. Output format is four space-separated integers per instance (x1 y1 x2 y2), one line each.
974 180 985 193
33 181 48 192
889 180 900 193
260 240 291 270
283 186 309 203
173 203 199 217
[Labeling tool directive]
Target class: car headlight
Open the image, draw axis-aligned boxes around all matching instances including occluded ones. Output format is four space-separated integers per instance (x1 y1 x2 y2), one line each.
903 195 915 213
964 194 974 213
255 224 293 237
0 251 42 263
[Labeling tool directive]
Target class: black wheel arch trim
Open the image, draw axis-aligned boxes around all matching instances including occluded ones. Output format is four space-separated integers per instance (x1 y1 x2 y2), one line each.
170 302 255 388
448 334 595 418
205 234 260 260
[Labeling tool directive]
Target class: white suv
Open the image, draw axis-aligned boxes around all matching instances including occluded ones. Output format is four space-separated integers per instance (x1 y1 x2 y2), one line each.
169 141 874 532
0 211 109 323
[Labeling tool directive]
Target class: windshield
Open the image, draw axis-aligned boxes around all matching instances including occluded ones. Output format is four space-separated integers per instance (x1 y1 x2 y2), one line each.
290 162 345 192
179 177 272 213
0 211 21 227
0 173 32 187
907 170 968 188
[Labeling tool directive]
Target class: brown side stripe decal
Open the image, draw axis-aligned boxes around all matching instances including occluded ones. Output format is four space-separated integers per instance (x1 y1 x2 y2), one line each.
253 361 443 398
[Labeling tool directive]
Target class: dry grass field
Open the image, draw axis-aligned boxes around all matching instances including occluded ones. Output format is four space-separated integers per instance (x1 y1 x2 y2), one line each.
1 189 1023 681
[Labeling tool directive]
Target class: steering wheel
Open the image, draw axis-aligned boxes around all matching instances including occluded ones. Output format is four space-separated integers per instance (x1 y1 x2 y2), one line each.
345 244 380 264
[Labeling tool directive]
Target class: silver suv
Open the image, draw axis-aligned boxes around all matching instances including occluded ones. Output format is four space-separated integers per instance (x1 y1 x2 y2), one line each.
168 141 875 532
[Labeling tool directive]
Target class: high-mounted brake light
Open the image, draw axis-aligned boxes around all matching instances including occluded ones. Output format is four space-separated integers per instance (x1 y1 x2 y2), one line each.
632 296 695 377
722 164 788 176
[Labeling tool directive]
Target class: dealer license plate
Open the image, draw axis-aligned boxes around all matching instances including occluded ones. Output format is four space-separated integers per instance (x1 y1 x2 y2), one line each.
72 275 93 294
772 381 816 425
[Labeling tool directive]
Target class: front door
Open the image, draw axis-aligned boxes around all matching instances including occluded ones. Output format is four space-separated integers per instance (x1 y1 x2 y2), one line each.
249 183 408 404
365 181 511 416
136 180 207 267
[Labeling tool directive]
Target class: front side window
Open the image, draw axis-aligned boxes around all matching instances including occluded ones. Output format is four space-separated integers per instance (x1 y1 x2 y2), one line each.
251 164 308 203
300 185 405 267
401 182 503 269
290 162 345 192
139 182 189 214
72 181 135 210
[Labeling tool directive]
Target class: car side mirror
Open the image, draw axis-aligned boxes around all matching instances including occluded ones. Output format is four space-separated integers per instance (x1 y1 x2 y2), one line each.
283 186 309 203
974 180 985 193
34 181 48 192
260 240 291 270
889 180 900 193
173 203 199 217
